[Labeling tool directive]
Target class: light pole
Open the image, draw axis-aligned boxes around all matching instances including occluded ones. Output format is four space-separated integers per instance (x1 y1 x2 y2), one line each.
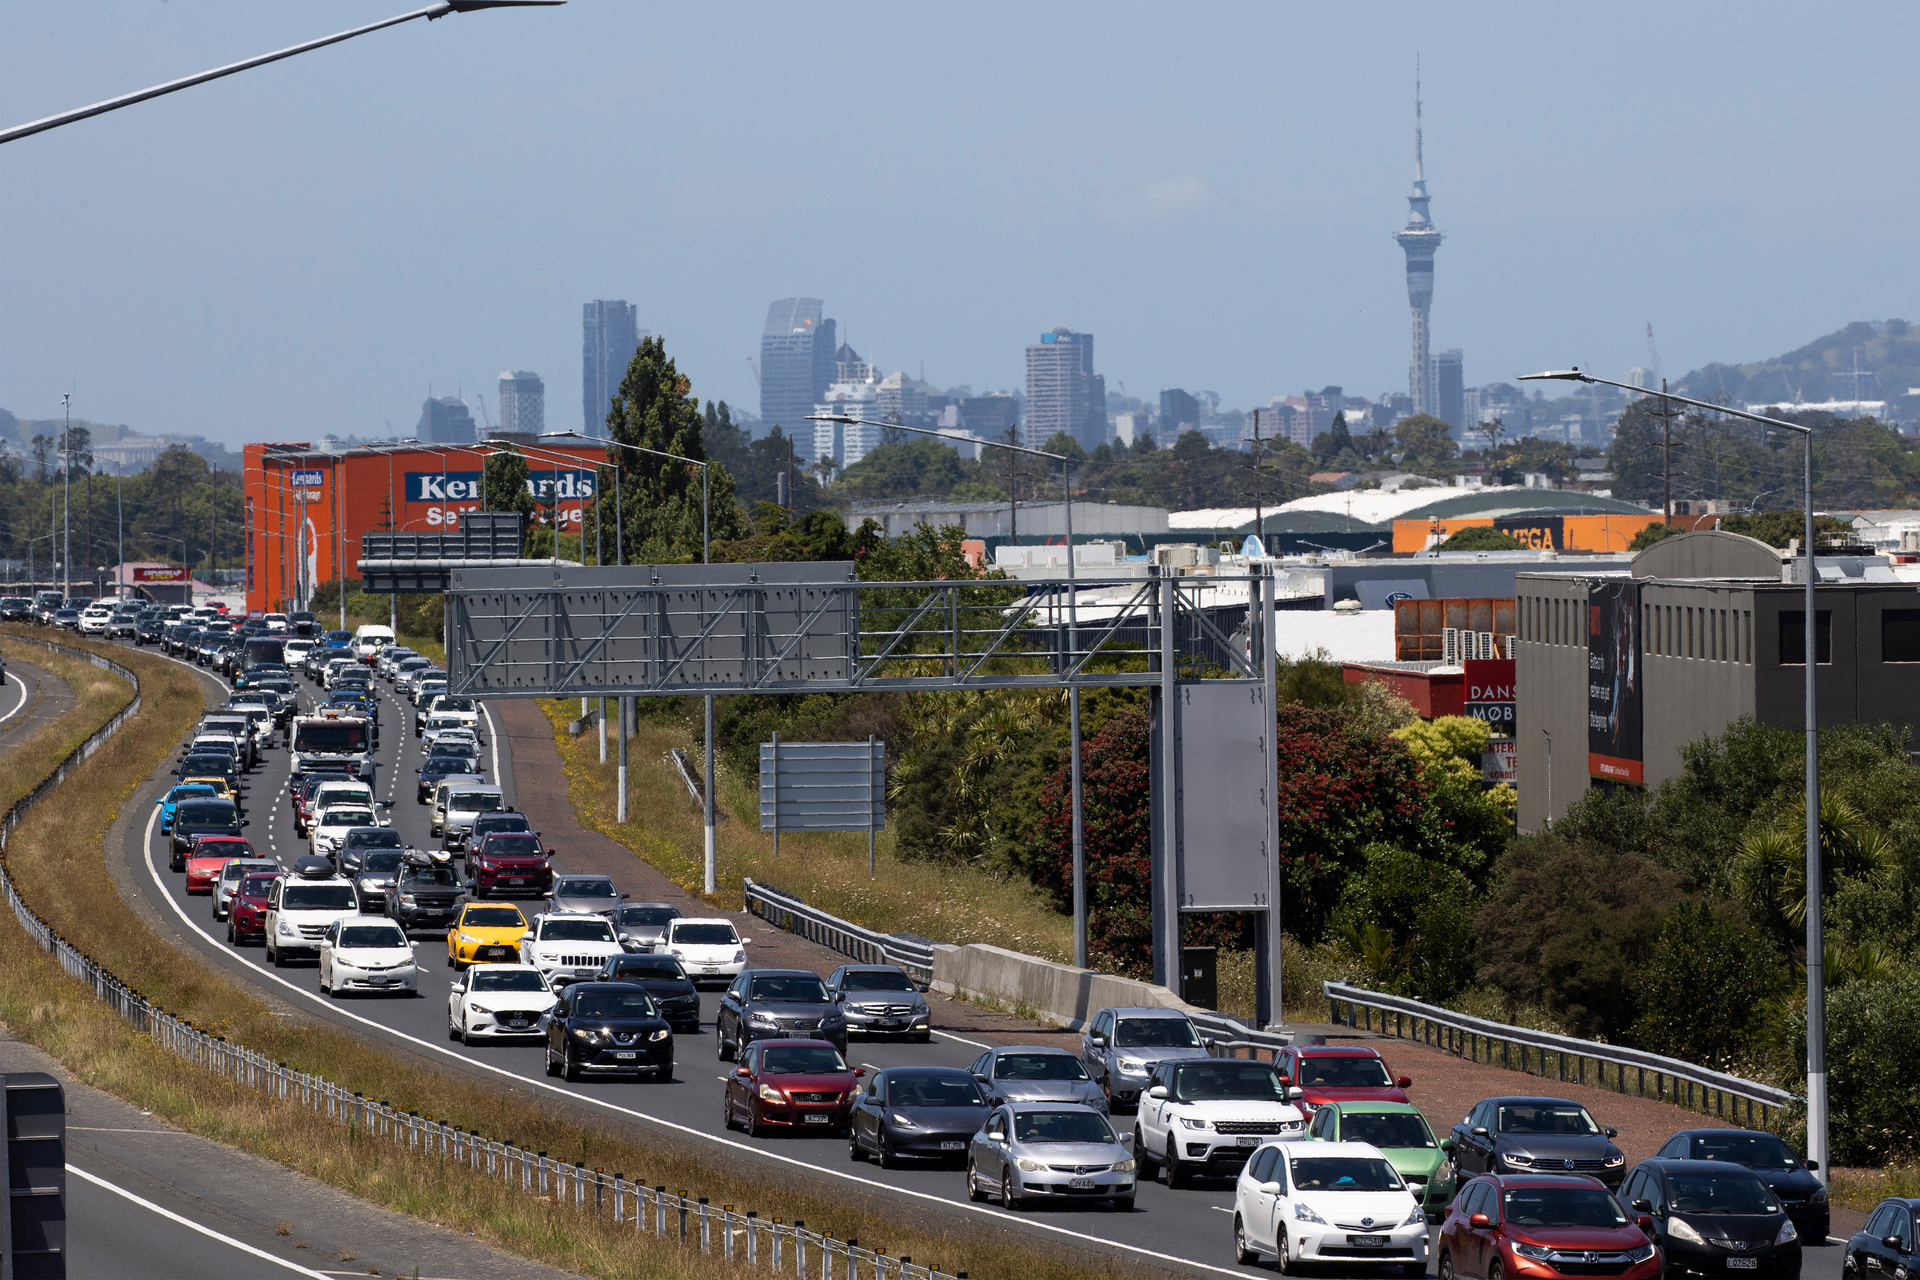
1520 366 1826 1179
60 394 71 601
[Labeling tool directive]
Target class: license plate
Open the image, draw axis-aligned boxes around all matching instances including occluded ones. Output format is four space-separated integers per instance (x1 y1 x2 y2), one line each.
940 1141 965 1151
1069 1177 1095 1190
1237 1136 1259 1148
1727 1260 1757 1271
507 878 525 885
703 966 720 973
615 1052 636 1060
1351 1235 1388 1248
371 978 397 985
803 1114 830 1125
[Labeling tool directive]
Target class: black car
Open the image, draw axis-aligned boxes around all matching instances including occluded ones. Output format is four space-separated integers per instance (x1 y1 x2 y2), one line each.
337 825 406 876
0 597 30 622
1450 1095 1625 1189
715 968 848 1058
543 981 673 1081
134 613 165 644
847 1066 989 1168
382 857 463 931
418 754 479 803
595 954 701 1034
1846 1198 1920 1280
1655 1128 1829 1242
169 798 244 870
1619 1158 1802 1279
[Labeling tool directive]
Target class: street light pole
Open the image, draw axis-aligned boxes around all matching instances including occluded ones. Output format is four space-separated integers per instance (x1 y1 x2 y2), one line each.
1520 366 1826 1180
60 394 71 601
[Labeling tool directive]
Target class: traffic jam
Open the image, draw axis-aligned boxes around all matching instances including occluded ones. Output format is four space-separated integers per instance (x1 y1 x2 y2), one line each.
115 604 1829 1275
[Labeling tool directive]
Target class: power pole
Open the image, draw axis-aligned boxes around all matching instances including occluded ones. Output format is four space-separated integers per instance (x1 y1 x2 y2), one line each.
1655 379 1680 525
1007 423 1019 547
1240 408 1266 545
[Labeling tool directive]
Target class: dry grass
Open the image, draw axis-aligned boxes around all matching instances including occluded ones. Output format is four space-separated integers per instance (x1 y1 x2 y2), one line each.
1830 1165 1920 1211
0 628 1167 1280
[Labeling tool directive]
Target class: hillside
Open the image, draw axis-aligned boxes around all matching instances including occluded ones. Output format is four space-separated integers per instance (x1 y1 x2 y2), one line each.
1674 319 1920 418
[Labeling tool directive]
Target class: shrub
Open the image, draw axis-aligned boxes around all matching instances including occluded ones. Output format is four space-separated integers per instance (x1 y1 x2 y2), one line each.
1628 899 1780 1067
1798 970 1920 1165
1438 525 1525 552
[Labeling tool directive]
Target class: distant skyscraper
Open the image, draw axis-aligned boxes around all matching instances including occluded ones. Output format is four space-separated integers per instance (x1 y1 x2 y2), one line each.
1433 351 1464 434
1395 72 1443 418
761 298 837 459
1160 388 1200 435
582 300 641 437
1025 327 1105 450
498 371 545 436
416 395 476 445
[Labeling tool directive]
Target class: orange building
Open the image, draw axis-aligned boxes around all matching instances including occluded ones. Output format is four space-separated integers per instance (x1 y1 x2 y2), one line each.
243 439 606 616
1390 510 1700 554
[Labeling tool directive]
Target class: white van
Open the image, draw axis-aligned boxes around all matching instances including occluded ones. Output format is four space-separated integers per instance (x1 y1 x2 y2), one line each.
353 624 396 663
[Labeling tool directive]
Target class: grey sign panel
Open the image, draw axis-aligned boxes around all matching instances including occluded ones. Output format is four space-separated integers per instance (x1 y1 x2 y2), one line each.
1174 681 1272 911
759 739 886 833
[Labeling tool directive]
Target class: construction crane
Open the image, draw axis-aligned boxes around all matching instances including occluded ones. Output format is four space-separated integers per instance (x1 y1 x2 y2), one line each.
745 357 761 388
473 392 494 431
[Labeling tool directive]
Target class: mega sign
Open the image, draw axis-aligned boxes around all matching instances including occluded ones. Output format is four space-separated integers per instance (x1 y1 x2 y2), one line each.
406 470 597 502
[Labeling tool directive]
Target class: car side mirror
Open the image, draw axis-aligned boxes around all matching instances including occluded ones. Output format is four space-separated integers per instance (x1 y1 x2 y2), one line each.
1396 1076 1412 1089
1439 1137 1454 1152
1089 1034 1107 1047
1120 1131 1134 1150
621 892 631 899
1636 1215 1654 1230
1260 1181 1283 1195
1631 1199 1653 1214
987 1131 1005 1144
1884 1236 1905 1251
1287 1087 1304 1101
241 820 250 827
854 1067 866 1077
1470 1213 1491 1228
1605 1127 1619 1138
1148 1085 1168 1099
740 938 751 946
1803 1158 1818 1171
546 849 556 858
1472 1126 1489 1137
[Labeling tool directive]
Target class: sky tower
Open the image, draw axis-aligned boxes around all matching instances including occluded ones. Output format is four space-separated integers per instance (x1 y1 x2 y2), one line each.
1395 69 1443 417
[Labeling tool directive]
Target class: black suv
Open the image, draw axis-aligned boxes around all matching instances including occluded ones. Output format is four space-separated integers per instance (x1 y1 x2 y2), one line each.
544 981 673 1082
596 953 701 1034
134 612 164 644
1619 1158 1802 1279
169 798 244 869
382 856 463 931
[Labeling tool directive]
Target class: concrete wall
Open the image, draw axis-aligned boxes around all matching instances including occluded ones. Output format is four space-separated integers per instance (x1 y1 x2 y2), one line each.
929 943 1208 1032
1641 583 1759 791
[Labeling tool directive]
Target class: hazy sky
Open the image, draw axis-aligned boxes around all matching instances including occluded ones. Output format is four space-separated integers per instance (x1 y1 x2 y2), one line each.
2 3 1915 444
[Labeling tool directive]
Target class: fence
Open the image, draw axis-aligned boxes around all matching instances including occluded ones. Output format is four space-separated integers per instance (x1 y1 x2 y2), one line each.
1323 981 1796 1128
0 634 975 1280
744 879 937 983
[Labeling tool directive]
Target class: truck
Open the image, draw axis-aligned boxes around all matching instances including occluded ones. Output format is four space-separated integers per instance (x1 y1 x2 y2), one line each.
289 710 375 781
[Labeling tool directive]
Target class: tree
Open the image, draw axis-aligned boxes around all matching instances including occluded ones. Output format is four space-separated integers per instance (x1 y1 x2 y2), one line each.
1311 413 1355 463
1475 414 1506 458
1629 899 1778 1067
1438 525 1525 552
603 335 741 561
1629 522 1681 552
1394 413 1458 466
1718 510 1853 549
1034 704 1155 973
481 441 536 553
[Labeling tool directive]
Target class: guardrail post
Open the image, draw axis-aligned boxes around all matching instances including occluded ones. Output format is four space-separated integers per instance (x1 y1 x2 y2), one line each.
722 1205 734 1259
747 1211 758 1263
772 1218 783 1270
656 1185 668 1236
795 1221 806 1275
678 1189 689 1240
699 1197 710 1251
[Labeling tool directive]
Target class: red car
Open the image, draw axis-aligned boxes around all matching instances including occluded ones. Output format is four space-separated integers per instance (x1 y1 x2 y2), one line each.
467 831 554 898
1438 1174 1659 1280
185 835 257 895
722 1039 863 1137
227 872 281 946
1275 1044 1411 1117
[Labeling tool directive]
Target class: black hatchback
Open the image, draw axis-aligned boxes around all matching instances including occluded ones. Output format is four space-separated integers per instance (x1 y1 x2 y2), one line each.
1847 1198 1920 1280
596 953 701 1034
543 981 673 1082
1655 1128 1829 1243
847 1066 989 1167
169 798 244 869
1618 1158 1802 1280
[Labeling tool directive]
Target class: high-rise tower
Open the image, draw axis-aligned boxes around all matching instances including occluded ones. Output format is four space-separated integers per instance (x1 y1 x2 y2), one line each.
1395 71 1443 418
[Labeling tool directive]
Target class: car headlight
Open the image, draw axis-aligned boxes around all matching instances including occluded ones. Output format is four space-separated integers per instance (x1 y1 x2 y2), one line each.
648 1028 670 1041
748 1012 779 1027
732 949 746 964
456 932 476 945
1501 1152 1533 1167
278 921 295 935
1665 1216 1706 1246
538 951 559 962
1605 1152 1625 1167
399 895 416 906
1809 1186 1828 1206
886 1111 920 1128
1403 1206 1427 1228
1775 1220 1798 1246
1513 1242 1553 1261
1435 1158 1454 1182
757 1083 785 1103
1626 1244 1656 1263
1112 1158 1136 1172
1118 1058 1147 1072
361 878 380 890
1015 1158 1045 1172
1293 1202 1327 1225
1178 1117 1209 1130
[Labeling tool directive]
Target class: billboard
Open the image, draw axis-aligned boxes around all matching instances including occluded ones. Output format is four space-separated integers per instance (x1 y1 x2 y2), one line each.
132 566 188 583
1482 737 1517 785
405 469 596 503
291 469 325 488
1587 580 1643 783
1463 657 1515 730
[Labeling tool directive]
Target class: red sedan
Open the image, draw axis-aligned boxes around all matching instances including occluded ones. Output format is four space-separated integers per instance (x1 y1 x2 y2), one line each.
1438 1174 1659 1280
1276 1043 1412 1118
185 835 257 895
227 872 280 946
722 1039 863 1137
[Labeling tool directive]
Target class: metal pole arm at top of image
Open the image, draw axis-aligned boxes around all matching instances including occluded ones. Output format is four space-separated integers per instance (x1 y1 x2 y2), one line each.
540 430 709 565
1519 365 1827 1185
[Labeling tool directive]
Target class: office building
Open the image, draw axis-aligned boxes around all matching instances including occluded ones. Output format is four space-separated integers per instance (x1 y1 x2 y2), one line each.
1395 79 1444 417
1025 327 1106 450
958 394 1020 443
761 298 837 457
582 300 642 437
415 395 476 445
1160 388 1200 435
1433 350 1464 433
497 371 545 436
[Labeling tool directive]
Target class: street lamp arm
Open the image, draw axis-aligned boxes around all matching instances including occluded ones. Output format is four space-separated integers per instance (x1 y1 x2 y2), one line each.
805 413 1066 463
1517 368 1812 437
539 430 706 470
0 1 561 148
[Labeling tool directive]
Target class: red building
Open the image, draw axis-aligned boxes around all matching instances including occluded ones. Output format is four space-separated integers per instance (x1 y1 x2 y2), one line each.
242 439 606 616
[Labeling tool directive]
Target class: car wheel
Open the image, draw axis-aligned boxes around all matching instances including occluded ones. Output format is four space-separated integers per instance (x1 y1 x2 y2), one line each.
966 1157 987 1202
543 1044 560 1077
1134 1124 1157 1178
448 1016 462 1042
269 942 282 968
1439 1250 1456 1280
1109 1194 1133 1212
877 1133 898 1170
849 1129 866 1163
1001 1169 1022 1211
319 966 330 995
562 1046 582 1082
1277 1229 1299 1276
655 1059 672 1082
1165 1135 1190 1188
1234 1213 1258 1264
226 921 236 945
716 1029 734 1062
1488 1262 1505 1280
744 1103 761 1139
723 1094 739 1131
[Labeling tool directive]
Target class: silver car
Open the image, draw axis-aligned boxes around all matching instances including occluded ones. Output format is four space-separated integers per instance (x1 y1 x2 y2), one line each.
546 874 626 918
965 1102 1136 1210
826 963 932 1041
1080 1006 1212 1112
968 1045 1108 1112
612 902 679 951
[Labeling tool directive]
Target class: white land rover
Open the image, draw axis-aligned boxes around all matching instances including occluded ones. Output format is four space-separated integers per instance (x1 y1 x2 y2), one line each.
1134 1056 1306 1187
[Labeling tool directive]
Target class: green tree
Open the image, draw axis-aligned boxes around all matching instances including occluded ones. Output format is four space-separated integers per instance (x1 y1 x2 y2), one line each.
481 441 536 553
1629 899 1778 1067
1717 510 1853 549
1311 412 1354 462
602 335 741 561
1438 525 1525 552
1394 413 1458 467
1629 521 1681 552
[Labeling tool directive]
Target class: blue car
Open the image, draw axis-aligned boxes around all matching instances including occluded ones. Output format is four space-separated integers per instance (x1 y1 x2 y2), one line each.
157 783 218 834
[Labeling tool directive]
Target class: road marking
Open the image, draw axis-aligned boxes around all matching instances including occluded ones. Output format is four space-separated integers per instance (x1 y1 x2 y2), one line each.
932 1029 993 1050
1211 1205 1234 1214
0 670 31 725
67 1163 334 1278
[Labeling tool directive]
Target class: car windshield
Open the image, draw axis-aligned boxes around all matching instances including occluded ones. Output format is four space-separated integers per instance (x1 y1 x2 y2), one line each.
543 919 616 942
437 698 475 712
1666 1174 1781 1215
555 879 617 899
762 1046 847 1075
295 724 367 752
169 786 215 802
1171 1062 1288 1102
338 925 407 948
223 861 274 881
282 884 356 910
1013 1110 1114 1144
889 1075 984 1108
401 867 459 888
672 924 737 945
1689 1134 1801 1169
1290 1157 1404 1191
449 793 502 813
573 990 657 1019
471 970 548 993
240 876 278 896
1296 1055 1393 1088
618 906 678 926
611 956 686 978
839 969 913 992
1503 1187 1630 1228
1498 1104 1600 1135
424 758 472 773
360 852 404 872
321 809 374 827
176 802 240 826
749 975 829 1003
435 743 482 759
348 830 403 849
486 836 544 857
1114 1017 1201 1048
464 907 527 928
1341 1111 1435 1149
995 1053 1089 1082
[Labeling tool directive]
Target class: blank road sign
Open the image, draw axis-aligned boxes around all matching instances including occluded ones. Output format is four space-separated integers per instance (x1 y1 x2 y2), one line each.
759 739 885 833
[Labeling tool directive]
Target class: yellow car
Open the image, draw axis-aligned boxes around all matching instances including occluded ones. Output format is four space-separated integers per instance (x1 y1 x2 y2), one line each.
446 902 529 971
183 776 238 803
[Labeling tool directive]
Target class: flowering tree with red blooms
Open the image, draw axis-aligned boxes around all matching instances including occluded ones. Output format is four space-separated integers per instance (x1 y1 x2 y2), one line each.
1034 706 1156 973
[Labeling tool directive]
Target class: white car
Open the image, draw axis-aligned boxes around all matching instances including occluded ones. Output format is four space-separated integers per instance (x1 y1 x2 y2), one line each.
421 693 479 731
398 665 445 698
1231 1140 1428 1274
447 963 557 1044
1135 1057 1305 1187
352 624 395 663
664 917 750 985
264 874 361 966
78 604 114 634
310 779 375 816
518 912 625 988
263 612 290 633
309 804 378 861
422 722 480 755
317 917 418 997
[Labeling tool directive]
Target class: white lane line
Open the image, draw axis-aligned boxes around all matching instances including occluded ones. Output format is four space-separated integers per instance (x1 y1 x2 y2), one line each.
0 670 32 725
67 1164 334 1278
1210 1205 1234 1214
137 803 1242 1279
932 1029 993 1051
481 700 501 783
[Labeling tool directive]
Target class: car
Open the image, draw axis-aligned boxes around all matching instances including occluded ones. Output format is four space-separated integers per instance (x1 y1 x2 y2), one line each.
381 855 464 932
519 911 625 988
105 610 139 639
542 981 674 1082
375 646 417 678
0 597 30 622
178 758 243 804
51 608 80 630
418 760 481 806
227 871 281 946
1080 1006 1212 1110
180 773 241 809
455 810 533 859
966 1101 1137 1211
716 968 848 1059
1306 1100 1453 1219
212 857 279 921
184 834 257 895
318 917 419 997
336 825 406 877
447 902 531 970
967 1045 1108 1112
438 783 505 847
416 693 478 735
420 718 478 753
169 798 244 869
594 954 700 1034
1845 1199 1920 1280
156 783 218 834
465 830 554 898
134 614 165 644
1653 1129 1829 1243
545 874 627 918
611 902 680 952
446 963 557 1044
263 871 360 966
663 917 749 985
1231 1139 1428 1273
821 963 931 1041
1275 1044 1413 1118
77 604 113 634
412 680 450 711
848 1066 989 1168
1450 1096 1625 1190
1134 1057 1306 1188
1436 1174 1659 1280
722 1038 862 1138
308 803 378 862
1618 1158 1801 1280
348 849 406 912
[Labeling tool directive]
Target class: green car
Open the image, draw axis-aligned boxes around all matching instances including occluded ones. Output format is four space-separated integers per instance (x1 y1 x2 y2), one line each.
1304 1100 1456 1220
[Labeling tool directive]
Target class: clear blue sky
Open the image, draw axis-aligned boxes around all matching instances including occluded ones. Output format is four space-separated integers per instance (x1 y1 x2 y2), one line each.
1 2 1914 444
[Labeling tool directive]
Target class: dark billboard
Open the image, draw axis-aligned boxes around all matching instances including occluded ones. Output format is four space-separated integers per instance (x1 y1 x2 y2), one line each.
1587 580 1642 783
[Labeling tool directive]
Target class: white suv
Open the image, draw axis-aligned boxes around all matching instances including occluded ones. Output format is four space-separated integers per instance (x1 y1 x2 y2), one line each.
1134 1057 1305 1188
1231 1140 1427 1274
264 874 361 967
518 913 625 988
78 603 114 634
664 917 749 985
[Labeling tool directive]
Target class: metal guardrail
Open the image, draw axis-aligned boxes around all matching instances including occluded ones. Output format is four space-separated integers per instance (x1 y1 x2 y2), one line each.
744 879 936 983
0 635 978 1280
1323 981 1795 1128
